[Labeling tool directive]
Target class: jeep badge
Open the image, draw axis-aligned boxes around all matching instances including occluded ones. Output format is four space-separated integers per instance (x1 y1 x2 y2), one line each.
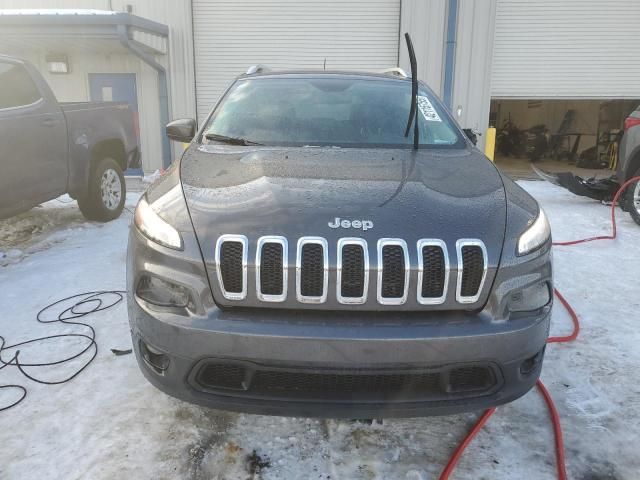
328 217 373 231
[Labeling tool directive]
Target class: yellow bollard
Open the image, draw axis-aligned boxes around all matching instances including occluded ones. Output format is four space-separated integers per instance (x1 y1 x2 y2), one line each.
484 127 496 162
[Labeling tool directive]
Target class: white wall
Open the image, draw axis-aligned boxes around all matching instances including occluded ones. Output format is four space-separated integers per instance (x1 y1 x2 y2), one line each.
399 0 447 98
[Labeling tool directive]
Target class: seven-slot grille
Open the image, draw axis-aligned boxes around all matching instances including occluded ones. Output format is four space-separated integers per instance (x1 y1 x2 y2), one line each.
215 236 488 306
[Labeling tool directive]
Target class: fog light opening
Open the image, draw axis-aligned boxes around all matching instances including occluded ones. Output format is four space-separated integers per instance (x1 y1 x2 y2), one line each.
136 274 192 309
520 346 545 376
140 339 170 374
510 281 551 313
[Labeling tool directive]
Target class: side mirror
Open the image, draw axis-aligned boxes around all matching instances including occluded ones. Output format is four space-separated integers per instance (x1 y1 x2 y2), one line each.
166 118 196 143
463 128 478 146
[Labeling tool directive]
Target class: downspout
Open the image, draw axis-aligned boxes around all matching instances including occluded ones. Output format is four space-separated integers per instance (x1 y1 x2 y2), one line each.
117 24 171 169
442 0 458 110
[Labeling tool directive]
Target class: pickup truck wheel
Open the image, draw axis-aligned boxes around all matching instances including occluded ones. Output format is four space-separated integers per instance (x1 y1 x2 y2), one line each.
626 170 640 226
78 157 125 222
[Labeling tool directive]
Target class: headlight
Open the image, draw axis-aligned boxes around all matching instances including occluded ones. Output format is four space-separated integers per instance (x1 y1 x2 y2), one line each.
134 196 183 250
517 208 551 255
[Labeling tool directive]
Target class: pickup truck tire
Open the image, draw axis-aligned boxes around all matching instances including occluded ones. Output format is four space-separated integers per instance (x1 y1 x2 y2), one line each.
625 168 640 226
78 157 125 222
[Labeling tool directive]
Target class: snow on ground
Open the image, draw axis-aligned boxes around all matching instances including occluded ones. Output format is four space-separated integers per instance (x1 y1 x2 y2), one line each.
0 195 87 266
0 181 639 480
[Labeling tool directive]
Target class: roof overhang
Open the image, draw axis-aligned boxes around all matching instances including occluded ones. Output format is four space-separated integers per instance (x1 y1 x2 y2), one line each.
0 9 168 55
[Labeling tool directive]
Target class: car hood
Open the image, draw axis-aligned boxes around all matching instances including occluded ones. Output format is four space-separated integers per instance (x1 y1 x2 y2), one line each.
180 144 507 309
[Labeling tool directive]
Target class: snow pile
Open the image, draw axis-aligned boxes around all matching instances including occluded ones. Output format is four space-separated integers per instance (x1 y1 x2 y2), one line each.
0 195 84 264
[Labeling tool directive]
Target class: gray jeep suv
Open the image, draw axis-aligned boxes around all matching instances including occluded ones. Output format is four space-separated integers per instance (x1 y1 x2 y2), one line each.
127 68 553 418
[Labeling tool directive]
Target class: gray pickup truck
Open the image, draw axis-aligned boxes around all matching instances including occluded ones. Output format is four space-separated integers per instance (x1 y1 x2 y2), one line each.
0 55 139 221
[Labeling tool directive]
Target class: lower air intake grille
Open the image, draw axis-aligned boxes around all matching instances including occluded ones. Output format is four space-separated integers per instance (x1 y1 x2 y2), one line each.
300 243 324 297
252 369 441 397
194 362 499 402
381 245 406 298
460 245 485 297
196 363 246 390
219 241 244 294
421 245 446 298
259 243 283 295
449 366 495 393
341 244 365 298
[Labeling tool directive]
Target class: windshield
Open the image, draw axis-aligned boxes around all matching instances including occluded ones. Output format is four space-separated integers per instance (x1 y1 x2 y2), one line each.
202 77 464 148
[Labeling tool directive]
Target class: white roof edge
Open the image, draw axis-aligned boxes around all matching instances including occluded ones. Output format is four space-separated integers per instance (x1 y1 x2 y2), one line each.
0 9 119 16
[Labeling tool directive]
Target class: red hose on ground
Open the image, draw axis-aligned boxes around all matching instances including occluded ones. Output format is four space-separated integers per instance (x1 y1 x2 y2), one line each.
536 379 568 480
438 288 578 480
438 176 640 480
438 407 497 480
547 288 580 344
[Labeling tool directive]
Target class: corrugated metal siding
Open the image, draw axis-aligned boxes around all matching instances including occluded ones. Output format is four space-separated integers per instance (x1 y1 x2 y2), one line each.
492 0 640 98
399 0 447 97
453 0 496 143
192 0 400 123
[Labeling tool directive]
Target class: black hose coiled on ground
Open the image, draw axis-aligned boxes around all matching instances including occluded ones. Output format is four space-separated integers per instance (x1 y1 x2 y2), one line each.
0 290 125 412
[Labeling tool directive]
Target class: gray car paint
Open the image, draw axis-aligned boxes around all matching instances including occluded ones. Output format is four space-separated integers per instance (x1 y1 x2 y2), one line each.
127 71 552 417
0 55 139 219
181 144 507 311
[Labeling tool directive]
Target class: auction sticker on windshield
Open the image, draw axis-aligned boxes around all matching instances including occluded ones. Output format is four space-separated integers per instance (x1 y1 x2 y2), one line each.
417 96 442 122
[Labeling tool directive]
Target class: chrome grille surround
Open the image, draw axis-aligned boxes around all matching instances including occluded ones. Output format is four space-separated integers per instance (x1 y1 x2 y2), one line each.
215 234 248 301
455 239 488 304
416 239 450 305
336 237 369 304
214 235 489 307
376 238 410 305
256 236 288 302
296 237 329 304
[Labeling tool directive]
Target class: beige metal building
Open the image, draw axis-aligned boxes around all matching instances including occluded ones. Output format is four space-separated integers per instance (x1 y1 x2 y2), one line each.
1 0 638 172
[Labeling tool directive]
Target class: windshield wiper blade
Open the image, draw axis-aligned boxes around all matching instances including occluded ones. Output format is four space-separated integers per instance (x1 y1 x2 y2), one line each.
204 133 263 146
403 32 420 150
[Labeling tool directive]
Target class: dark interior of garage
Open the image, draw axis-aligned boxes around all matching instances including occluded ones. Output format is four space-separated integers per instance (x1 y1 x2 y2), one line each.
490 99 640 178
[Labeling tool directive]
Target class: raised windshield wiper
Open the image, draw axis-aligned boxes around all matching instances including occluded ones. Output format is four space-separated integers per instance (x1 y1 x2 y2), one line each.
204 133 263 146
403 32 420 150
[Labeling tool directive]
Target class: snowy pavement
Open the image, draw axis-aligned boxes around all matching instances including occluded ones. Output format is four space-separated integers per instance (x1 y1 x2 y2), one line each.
0 181 639 480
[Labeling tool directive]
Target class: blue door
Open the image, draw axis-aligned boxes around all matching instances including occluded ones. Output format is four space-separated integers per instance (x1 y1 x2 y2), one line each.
89 73 141 175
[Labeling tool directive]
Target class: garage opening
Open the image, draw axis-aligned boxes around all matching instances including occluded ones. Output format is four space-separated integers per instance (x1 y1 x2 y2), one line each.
490 99 640 179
